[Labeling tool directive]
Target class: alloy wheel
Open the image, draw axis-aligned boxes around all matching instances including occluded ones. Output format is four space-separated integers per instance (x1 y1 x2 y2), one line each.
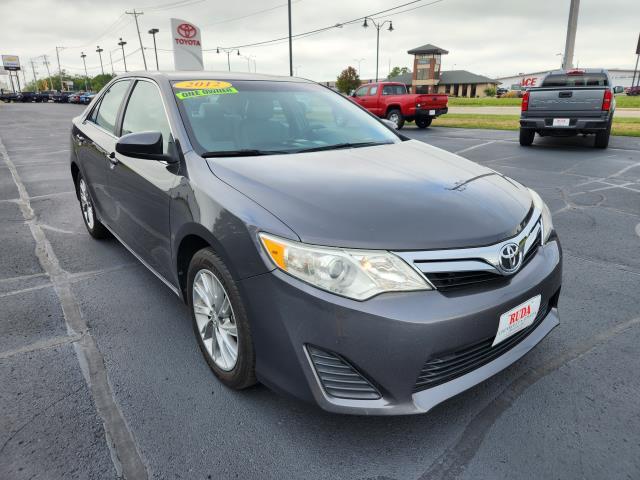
192 269 239 371
79 178 95 229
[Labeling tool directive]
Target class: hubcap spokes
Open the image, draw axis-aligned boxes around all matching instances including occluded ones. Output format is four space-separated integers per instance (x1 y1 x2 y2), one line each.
192 269 238 371
79 179 94 229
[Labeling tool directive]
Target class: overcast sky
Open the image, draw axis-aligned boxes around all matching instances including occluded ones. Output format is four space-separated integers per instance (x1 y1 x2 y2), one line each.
1 0 638 82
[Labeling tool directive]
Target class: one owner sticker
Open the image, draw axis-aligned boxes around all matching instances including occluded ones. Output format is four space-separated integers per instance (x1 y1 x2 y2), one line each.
175 87 238 100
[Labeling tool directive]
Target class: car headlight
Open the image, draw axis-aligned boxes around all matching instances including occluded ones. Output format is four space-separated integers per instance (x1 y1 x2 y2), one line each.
529 189 554 244
259 233 431 300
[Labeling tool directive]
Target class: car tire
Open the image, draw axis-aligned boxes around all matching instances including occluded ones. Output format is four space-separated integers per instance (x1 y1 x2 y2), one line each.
188 248 257 390
416 117 432 129
594 123 611 149
76 174 110 239
519 128 535 146
386 108 405 129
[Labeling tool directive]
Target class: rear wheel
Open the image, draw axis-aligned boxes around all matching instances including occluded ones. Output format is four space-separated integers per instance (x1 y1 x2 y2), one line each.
188 248 256 390
416 117 432 129
594 122 611 149
76 174 109 239
519 128 535 146
386 108 405 129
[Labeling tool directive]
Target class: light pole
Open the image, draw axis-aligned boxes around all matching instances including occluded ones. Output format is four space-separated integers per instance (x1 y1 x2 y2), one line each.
288 0 293 76
362 17 394 82
55 46 65 91
216 47 240 71
242 55 256 73
148 28 160 70
353 58 365 77
556 53 564 68
118 38 128 72
80 52 89 91
96 46 104 75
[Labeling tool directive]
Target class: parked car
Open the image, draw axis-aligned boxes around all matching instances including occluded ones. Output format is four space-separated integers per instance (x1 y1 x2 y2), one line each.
71 73 561 415
51 91 74 103
79 92 96 104
17 91 39 102
496 87 509 97
68 92 83 103
0 91 19 102
37 91 53 102
350 81 448 129
626 85 640 96
519 68 623 149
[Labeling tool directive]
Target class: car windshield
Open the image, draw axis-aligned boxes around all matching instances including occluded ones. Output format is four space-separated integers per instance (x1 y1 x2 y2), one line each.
172 79 400 156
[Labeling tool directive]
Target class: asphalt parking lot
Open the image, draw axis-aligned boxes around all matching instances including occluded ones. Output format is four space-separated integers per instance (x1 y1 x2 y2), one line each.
1 102 639 480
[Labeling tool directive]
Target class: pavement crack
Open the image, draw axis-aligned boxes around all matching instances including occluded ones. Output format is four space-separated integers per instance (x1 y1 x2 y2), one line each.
0 136 148 480
417 315 640 480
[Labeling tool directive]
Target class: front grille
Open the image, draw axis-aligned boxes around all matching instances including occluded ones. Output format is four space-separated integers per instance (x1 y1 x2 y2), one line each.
424 227 542 292
413 301 550 392
307 346 381 400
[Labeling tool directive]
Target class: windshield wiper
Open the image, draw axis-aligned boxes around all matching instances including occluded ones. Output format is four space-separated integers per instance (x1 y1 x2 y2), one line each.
295 141 393 153
201 149 289 158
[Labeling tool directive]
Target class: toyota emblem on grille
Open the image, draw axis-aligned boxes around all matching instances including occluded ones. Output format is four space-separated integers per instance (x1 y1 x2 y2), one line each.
499 242 521 273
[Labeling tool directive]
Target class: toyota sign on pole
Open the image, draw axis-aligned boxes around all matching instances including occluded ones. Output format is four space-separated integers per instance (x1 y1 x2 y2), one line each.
171 19 204 71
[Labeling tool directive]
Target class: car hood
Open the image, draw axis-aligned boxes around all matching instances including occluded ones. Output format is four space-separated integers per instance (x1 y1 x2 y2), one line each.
206 140 533 250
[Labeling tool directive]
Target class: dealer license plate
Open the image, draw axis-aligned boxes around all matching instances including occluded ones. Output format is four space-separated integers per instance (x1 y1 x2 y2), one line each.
492 295 541 347
429 109 436 115
552 118 570 127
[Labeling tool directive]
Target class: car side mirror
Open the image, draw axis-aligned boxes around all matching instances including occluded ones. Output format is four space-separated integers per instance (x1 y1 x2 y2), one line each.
116 131 174 162
381 119 398 130
613 86 624 94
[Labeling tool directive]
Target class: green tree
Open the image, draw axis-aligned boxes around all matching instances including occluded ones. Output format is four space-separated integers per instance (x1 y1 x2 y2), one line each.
388 66 410 79
336 66 361 94
91 73 116 92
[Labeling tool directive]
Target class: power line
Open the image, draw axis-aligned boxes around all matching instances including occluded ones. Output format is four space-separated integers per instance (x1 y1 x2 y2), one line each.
200 0 302 28
205 0 440 50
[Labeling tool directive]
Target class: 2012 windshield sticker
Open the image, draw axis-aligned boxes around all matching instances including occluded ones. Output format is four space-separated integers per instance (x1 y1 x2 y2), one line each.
175 87 238 99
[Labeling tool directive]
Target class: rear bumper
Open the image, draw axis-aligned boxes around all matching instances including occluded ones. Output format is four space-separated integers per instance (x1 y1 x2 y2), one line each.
240 238 562 415
416 107 448 118
520 112 612 134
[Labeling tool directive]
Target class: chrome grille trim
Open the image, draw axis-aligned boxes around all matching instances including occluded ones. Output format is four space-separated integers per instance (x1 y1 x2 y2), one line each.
393 208 543 285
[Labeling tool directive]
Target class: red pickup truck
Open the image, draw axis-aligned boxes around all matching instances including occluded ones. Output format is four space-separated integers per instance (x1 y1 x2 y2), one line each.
350 81 448 129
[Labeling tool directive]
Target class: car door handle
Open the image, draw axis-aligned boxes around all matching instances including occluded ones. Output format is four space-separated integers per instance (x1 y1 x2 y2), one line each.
107 151 119 166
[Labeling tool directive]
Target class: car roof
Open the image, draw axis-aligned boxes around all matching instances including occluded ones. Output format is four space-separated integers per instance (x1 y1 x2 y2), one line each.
114 71 313 84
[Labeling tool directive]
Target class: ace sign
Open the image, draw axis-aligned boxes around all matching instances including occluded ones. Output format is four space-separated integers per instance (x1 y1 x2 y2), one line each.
171 19 204 71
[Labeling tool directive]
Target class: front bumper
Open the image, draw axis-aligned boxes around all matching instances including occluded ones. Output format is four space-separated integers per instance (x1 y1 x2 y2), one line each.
240 238 562 415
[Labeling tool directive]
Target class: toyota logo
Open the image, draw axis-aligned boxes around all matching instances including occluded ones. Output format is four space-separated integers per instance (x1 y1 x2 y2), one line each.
499 243 521 274
177 23 197 38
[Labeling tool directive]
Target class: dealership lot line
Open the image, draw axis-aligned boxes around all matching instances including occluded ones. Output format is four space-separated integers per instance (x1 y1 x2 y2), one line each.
0 104 638 480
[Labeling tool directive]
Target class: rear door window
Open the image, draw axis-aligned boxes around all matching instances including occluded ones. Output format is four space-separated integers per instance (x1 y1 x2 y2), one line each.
90 81 131 134
354 86 369 97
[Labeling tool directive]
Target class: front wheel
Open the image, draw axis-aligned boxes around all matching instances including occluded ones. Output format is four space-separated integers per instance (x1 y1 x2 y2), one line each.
386 108 405 129
519 128 535 146
416 117 432 129
188 248 256 390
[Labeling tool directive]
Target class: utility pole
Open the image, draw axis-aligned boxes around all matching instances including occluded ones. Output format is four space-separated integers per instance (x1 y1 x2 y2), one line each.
288 0 293 76
55 46 65 91
126 9 148 70
96 46 104 75
148 28 160 70
80 52 89 91
562 0 580 70
42 55 52 89
632 34 640 89
30 60 38 92
353 58 365 76
362 17 394 82
118 38 128 72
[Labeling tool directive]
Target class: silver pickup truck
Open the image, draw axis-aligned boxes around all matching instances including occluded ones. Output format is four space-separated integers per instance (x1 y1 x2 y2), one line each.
519 69 624 149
